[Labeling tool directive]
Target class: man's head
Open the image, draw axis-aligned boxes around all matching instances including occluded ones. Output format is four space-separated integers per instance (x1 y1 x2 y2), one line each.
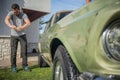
86 0 91 4
11 3 20 16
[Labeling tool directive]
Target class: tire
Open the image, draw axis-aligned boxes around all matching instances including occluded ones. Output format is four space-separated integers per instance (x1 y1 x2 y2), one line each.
53 45 79 80
38 53 49 67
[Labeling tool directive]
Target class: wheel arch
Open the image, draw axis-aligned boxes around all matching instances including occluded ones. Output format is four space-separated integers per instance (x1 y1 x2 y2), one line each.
50 37 82 72
50 38 64 61
50 38 80 77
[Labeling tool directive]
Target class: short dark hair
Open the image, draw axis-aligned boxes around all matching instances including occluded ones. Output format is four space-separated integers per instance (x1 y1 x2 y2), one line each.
11 3 20 10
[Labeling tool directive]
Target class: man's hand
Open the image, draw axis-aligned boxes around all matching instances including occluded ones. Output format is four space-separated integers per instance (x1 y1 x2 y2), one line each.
10 25 19 31
10 25 16 29
10 25 22 32
16 27 22 32
10 25 21 32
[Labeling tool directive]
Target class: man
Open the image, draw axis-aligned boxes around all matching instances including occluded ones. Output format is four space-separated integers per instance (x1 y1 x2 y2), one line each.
86 0 91 3
5 3 31 72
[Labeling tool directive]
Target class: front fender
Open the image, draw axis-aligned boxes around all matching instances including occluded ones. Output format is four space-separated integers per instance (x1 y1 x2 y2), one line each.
53 34 83 71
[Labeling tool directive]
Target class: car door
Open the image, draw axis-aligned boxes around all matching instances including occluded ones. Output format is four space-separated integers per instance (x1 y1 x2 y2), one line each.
40 17 53 53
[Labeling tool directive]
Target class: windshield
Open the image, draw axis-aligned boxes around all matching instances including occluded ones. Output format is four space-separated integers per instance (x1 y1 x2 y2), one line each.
40 11 72 34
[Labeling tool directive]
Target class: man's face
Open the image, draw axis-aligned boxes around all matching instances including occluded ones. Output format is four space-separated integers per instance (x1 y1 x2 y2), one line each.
12 8 20 16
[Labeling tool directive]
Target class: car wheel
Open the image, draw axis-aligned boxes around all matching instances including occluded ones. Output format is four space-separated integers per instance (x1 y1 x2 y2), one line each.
38 53 49 67
53 45 79 80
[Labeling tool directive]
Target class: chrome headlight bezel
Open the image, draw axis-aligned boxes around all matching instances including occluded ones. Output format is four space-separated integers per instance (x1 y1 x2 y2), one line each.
102 20 120 61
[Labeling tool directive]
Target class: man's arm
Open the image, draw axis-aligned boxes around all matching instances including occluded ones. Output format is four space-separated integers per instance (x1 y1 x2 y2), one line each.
4 16 17 29
17 18 31 31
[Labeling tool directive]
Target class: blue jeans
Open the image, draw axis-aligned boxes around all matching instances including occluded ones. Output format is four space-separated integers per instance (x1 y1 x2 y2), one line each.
11 35 28 67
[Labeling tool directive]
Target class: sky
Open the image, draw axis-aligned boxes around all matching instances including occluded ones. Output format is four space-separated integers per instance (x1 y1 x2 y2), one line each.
51 0 86 12
43 0 86 21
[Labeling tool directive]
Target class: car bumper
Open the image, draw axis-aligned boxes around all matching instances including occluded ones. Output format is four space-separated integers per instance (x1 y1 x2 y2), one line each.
79 72 120 80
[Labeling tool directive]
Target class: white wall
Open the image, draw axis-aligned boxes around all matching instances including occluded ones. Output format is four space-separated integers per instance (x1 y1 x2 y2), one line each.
24 0 51 13
26 19 40 43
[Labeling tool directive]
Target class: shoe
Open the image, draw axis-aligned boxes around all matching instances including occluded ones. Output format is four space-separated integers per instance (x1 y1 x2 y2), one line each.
11 67 17 73
23 66 31 72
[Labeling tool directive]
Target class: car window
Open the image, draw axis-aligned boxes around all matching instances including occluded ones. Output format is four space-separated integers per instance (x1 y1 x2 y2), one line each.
54 12 71 24
44 12 71 32
41 11 72 33
44 20 50 32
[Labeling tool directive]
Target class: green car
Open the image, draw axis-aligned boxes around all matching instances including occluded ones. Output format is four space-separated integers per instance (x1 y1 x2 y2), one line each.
39 0 120 80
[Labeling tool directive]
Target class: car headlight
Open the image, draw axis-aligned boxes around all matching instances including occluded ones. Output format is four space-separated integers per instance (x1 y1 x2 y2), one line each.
102 20 120 61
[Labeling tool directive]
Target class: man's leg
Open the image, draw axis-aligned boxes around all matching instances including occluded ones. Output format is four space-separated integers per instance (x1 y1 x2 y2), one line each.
19 35 28 67
19 35 31 71
11 36 18 72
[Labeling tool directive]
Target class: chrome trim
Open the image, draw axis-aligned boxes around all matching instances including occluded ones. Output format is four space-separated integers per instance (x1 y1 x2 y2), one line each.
54 60 64 80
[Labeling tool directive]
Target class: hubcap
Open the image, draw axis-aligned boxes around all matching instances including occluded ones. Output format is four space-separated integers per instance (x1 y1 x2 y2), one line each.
54 60 64 80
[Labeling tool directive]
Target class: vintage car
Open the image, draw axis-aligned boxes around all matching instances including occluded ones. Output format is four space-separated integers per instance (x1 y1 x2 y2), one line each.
38 0 120 80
